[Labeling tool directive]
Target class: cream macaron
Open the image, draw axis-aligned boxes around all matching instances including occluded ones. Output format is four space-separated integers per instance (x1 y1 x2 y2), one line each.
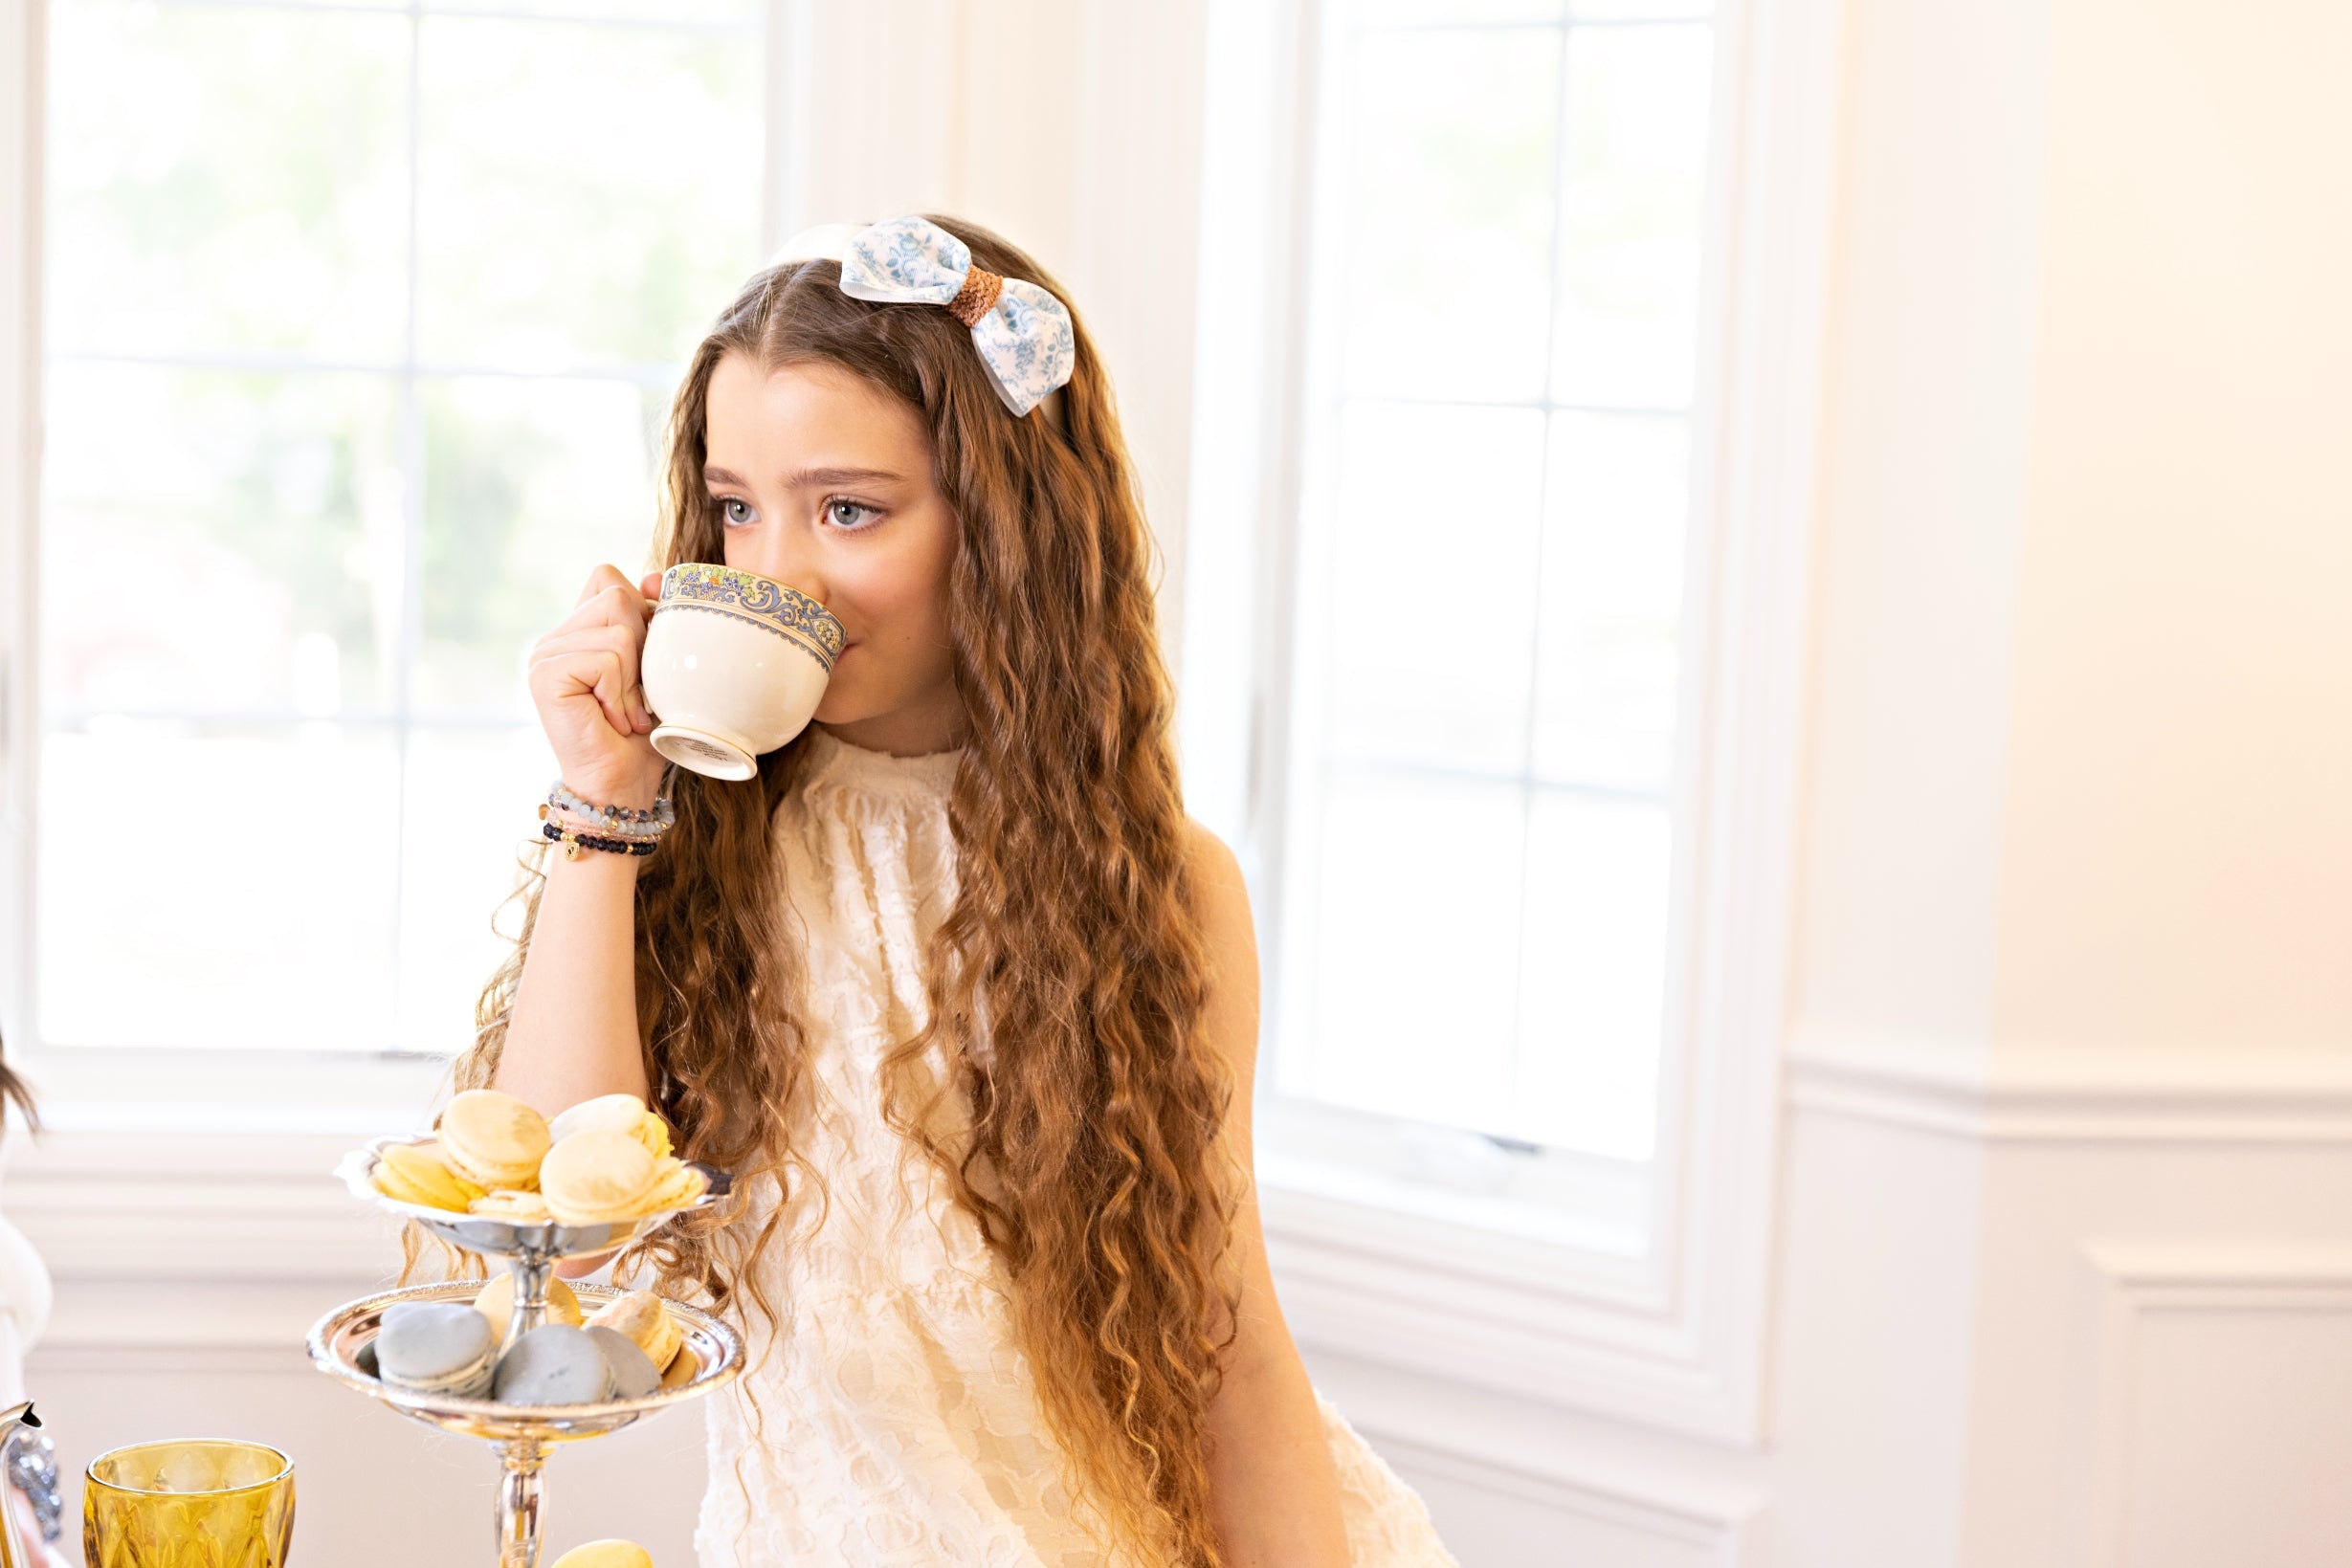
473 1271 584 1342
537 1129 658 1226
585 1289 685 1374
437 1090 552 1191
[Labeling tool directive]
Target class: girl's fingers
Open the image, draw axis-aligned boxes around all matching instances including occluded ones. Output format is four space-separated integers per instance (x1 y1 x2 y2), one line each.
529 645 637 738
574 562 635 609
534 624 650 729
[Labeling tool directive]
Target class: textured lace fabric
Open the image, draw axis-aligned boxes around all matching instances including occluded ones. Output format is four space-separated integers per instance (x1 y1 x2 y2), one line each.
695 726 1460 1568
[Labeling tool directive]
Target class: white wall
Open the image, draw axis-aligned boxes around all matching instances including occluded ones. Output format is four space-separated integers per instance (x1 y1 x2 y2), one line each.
1777 0 2352 1565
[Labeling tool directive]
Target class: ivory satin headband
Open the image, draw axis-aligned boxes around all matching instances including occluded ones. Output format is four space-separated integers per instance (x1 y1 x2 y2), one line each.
768 215 1077 417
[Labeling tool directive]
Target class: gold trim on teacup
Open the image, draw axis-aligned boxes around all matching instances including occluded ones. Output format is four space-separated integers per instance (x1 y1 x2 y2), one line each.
655 563 846 670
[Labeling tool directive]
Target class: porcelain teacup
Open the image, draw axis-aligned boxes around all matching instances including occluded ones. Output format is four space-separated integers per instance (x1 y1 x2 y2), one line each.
640 563 846 781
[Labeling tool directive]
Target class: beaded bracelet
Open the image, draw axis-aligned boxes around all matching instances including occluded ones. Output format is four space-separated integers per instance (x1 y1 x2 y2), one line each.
542 819 658 860
546 781 676 834
538 803 659 844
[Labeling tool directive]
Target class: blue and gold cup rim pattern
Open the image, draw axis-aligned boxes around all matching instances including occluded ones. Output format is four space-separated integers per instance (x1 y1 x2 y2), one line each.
655 563 846 671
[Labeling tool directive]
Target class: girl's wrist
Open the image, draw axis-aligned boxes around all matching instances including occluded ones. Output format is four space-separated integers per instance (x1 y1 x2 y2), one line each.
556 772 665 815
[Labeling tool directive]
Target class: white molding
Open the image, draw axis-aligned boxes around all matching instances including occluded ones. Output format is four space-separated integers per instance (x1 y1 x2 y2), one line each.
1365 1429 1771 1567
2065 1240 2352 1565
3 1126 410 1284
1786 1027 2352 1143
1 0 45 1052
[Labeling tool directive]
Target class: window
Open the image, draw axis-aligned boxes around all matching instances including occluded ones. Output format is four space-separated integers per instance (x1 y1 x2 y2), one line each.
29 0 766 1052
1239 0 1721 1248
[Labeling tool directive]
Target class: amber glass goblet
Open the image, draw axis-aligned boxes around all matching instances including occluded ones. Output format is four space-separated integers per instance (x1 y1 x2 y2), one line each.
82 1441 294 1568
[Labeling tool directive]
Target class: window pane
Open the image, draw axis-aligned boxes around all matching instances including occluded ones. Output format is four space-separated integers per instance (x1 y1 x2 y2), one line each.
46 1 410 359
416 376 670 716
1292 772 1526 1131
1530 412 1688 791
397 725 561 1052
37 725 401 1049
415 16 764 368
1512 791 1670 1157
1340 28 1559 401
1550 23 1714 408
41 363 402 717
1323 402 1544 773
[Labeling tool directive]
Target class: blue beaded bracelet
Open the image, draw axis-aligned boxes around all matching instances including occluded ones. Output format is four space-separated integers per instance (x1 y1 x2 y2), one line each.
545 781 675 834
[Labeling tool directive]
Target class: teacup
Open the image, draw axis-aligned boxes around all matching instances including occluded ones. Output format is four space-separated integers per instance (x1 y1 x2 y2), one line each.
641 563 846 781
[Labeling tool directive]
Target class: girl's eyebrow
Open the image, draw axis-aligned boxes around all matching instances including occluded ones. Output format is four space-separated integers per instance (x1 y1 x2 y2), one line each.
702 463 905 489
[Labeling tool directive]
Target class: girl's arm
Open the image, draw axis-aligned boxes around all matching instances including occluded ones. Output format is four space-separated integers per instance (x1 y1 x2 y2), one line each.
1188 823 1353 1568
491 565 669 1278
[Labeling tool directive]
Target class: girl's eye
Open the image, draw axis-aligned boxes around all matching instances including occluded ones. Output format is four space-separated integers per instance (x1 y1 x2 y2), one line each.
717 497 753 527
825 499 882 531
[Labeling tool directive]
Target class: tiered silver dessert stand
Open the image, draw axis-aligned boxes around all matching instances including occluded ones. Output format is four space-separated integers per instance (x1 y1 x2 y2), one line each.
308 1136 743 1567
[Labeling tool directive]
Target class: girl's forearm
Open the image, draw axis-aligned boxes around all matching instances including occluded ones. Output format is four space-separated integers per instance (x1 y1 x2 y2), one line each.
1206 1332 1352 1568
491 846 652 1117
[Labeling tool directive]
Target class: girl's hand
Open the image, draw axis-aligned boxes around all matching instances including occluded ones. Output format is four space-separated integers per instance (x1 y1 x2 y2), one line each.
527 565 669 809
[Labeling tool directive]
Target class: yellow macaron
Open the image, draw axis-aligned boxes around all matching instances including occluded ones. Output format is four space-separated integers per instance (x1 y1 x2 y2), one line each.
636 1112 674 1159
473 1271 584 1342
438 1090 552 1191
538 1129 657 1226
549 1542 653 1568
372 1140 484 1212
586 1290 685 1374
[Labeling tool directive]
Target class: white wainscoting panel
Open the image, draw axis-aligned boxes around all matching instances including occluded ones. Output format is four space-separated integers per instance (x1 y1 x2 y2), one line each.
2064 1242 2352 1568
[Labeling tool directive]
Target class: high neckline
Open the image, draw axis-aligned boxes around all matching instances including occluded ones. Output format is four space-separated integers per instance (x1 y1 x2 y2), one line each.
797 724 961 800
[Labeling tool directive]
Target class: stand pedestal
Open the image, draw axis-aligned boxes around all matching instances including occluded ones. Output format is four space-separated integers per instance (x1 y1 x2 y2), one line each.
494 1440 545 1568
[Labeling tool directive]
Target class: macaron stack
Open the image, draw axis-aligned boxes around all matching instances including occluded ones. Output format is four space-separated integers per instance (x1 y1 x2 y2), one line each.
365 1286 693 1406
539 1131 704 1227
365 1090 706 1226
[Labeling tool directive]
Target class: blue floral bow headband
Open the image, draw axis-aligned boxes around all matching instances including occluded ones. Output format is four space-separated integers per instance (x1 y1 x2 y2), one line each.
767 216 1077 418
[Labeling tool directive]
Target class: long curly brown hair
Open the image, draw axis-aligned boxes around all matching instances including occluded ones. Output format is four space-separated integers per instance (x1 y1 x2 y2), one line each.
451 216 1243 1566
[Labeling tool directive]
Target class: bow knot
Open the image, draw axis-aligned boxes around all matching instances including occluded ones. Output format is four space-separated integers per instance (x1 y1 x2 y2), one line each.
770 216 1076 417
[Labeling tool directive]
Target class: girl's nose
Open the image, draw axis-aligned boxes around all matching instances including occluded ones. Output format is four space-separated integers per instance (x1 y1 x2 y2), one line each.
739 536 830 608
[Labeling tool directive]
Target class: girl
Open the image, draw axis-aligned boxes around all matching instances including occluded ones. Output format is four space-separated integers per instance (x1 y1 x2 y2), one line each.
459 214 1456 1568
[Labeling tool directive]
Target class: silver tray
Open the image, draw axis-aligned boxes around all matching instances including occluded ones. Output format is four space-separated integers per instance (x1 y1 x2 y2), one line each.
334 1133 733 1265
305 1279 743 1446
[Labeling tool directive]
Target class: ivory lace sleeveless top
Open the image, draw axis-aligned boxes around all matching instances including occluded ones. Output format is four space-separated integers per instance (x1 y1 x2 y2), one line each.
694 725 1459 1568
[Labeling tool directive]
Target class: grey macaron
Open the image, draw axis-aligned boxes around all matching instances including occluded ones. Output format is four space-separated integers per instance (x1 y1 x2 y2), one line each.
586 1325 662 1400
375 1302 497 1400
493 1324 617 1405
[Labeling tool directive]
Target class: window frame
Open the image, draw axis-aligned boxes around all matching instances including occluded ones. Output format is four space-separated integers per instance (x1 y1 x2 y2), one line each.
1181 0 1837 1442
0 0 798 1116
